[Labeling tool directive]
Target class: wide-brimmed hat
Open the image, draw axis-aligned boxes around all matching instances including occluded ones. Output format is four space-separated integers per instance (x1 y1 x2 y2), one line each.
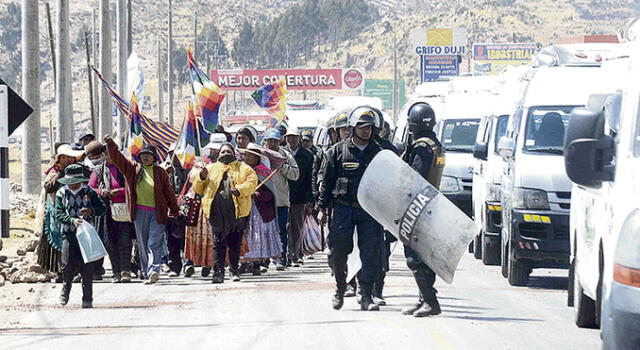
138 144 158 160
57 164 90 185
241 142 264 158
285 126 300 137
56 144 85 158
84 141 104 155
203 133 228 150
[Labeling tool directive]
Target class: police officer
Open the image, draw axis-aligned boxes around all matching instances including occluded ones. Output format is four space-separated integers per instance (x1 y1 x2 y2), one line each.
401 102 445 317
318 106 384 312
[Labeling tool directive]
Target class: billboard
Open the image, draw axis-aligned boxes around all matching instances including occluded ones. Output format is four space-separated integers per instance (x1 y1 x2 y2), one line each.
361 79 406 110
412 28 468 56
210 68 365 91
473 43 537 75
421 55 459 82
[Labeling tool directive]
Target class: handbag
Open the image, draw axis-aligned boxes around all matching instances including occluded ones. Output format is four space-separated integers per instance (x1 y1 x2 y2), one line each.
178 179 201 227
103 164 130 222
76 220 109 263
301 215 323 255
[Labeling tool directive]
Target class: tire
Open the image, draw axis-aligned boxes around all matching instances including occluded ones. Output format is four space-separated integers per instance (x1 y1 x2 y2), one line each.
481 233 500 266
500 237 508 278
567 258 575 307
473 233 482 259
507 241 530 286
574 275 597 328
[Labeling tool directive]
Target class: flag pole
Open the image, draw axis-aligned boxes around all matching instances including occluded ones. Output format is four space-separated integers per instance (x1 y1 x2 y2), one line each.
193 103 204 162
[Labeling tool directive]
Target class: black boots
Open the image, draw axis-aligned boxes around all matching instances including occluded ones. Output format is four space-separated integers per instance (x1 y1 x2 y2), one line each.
413 300 441 317
359 285 379 311
332 290 345 310
211 270 224 284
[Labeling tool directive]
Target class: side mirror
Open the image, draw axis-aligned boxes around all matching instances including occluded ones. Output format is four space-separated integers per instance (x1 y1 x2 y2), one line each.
473 141 488 160
565 136 615 188
498 136 515 159
564 107 605 147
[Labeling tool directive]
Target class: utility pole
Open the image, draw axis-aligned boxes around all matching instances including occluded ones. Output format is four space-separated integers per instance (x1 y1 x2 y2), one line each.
193 14 197 58
117 0 128 144
84 32 97 136
99 0 112 138
56 0 73 142
92 9 99 119
127 0 132 56
45 3 56 84
21 0 41 194
157 35 164 122
392 31 398 124
167 0 174 125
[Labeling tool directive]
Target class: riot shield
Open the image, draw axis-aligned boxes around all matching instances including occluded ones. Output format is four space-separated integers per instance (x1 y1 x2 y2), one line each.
357 150 477 283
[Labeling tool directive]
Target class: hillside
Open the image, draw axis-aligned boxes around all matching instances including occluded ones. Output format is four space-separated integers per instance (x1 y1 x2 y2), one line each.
0 0 638 136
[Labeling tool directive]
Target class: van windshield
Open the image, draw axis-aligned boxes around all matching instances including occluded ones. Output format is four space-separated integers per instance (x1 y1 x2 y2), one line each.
523 106 577 154
442 119 480 152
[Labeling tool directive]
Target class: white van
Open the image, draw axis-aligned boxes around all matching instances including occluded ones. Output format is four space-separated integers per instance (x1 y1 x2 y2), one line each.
564 46 640 348
436 93 486 217
498 64 612 286
471 66 534 264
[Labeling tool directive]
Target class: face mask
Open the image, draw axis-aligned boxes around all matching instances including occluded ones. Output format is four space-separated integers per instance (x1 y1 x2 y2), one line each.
218 154 236 164
90 157 104 166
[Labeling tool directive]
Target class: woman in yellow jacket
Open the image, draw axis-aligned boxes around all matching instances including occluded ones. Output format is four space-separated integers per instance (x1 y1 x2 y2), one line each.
194 143 258 283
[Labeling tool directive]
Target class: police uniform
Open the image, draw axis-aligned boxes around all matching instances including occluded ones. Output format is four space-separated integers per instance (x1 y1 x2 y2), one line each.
319 135 384 306
402 129 445 313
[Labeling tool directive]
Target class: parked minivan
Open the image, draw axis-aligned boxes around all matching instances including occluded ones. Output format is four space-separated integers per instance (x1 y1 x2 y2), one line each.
498 62 612 286
564 45 640 348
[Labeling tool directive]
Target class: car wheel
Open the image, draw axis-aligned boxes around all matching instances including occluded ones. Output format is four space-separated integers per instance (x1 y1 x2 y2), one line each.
574 274 597 328
507 241 530 286
473 233 482 259
482 233 500 266
500 237 508 278
567 258 575 307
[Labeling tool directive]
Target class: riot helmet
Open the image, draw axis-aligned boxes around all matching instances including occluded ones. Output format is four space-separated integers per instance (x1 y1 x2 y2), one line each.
333 109 350 129
407 102 436 134
348 105 382 129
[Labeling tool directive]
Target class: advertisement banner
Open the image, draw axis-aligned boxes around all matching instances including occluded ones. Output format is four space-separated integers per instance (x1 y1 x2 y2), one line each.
210 68 365 91
412 28 468 56
473 43 538 75
361 79 406 110
421 55 459 82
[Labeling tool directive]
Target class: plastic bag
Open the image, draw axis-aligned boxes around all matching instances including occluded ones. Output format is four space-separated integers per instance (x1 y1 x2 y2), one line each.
301 215 323 256
76 220 108 263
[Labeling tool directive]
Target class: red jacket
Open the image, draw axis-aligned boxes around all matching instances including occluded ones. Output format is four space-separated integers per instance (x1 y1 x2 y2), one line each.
105 139 179 225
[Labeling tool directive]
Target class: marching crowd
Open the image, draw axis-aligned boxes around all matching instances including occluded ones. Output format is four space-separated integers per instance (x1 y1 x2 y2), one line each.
35 103 444 317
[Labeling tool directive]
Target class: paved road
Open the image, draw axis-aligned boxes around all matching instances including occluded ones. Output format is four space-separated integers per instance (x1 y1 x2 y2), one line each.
0 248 600 350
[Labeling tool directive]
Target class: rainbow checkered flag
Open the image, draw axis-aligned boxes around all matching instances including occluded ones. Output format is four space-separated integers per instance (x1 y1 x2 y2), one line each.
128 94 145 158
188 47 225 134
252 77 288 123
175 102 200 170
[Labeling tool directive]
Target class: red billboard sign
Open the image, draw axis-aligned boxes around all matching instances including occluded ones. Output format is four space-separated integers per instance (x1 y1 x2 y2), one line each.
210 68 365 91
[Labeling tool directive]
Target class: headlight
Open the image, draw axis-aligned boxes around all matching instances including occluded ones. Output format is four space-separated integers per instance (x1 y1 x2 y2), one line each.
440 176 462 193
486 183 501 202
513 188 549 210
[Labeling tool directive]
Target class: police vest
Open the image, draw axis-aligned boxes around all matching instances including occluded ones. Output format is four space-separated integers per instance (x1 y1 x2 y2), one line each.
403 137 445 189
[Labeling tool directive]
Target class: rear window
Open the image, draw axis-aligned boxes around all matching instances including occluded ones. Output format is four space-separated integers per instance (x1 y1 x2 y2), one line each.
442 119 480 152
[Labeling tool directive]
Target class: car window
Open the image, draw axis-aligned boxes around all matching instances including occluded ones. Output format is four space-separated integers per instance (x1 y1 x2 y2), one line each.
494 115 509 153
442 119 480 153
523 106 578 154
